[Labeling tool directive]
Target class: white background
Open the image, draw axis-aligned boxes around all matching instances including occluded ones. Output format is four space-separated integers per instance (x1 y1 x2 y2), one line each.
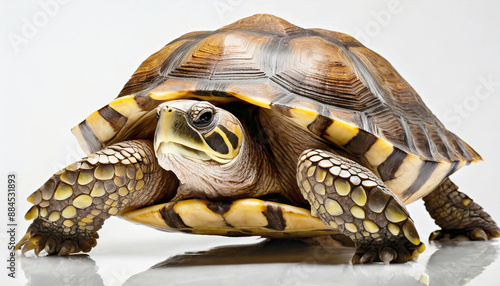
1 0 500 285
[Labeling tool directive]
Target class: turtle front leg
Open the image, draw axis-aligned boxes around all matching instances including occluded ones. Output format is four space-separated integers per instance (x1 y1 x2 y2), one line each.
297 149 425 264
423 178 500 241
16 139 177 255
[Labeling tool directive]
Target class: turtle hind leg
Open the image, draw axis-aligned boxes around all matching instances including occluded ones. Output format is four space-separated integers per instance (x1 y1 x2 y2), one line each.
297 149 425 264
16 139 177 256
423 178 500 241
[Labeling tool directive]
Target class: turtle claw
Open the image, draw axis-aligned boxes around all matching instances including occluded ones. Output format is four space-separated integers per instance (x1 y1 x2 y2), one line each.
352 241 424 264
429 225 500 242
15 218 99 256
379 247 397 265
472 228 488 241
359 249 377 264
16 233 44 256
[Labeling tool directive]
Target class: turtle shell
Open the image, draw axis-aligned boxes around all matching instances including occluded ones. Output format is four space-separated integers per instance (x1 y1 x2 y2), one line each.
72 14 480 204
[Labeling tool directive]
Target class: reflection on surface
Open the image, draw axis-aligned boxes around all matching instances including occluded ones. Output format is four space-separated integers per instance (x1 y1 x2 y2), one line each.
20 254 104 286
125 239 427 286
425 240 499 286
153 239 354 267
18 239 500 286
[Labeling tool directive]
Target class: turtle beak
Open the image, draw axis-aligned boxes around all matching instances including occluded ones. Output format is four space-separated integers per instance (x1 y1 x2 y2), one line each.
154 102 211 161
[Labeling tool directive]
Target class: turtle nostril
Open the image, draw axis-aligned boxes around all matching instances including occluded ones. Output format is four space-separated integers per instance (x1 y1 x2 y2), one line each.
168 109 172 112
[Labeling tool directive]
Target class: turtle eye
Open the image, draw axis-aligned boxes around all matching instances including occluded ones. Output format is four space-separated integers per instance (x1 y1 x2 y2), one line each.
192 109 214 128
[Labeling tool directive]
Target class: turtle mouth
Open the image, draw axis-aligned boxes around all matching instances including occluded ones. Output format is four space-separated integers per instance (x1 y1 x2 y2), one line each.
156 141 211 162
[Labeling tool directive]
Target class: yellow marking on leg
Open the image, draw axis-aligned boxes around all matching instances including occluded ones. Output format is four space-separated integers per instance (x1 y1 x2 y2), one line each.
363 220 380 233
364 138 394 167
345 223 358 233
351 186 367 206
60 171 78 185
25 206 39 220
384 202 408 223
61 206 77 219
136 180 145 191
307 166 316 177
135 169 144 180
462 198 472 206
350 206 365 219
63 220 74 227
388 223 400 236
73 195 93 209
324 120 359 146
48 211 60 222
94 165 115 180
81 217 92 223
78 170 94 185
302 180 311 192
315 168 327 183
334 179 351 196
27 191 41 205
90 182 105 197
325 199 343 216
329 221 338 228
54 183 73 201
314 184 326 195
118 187 129 196
324 174 334 186
403 221 420 245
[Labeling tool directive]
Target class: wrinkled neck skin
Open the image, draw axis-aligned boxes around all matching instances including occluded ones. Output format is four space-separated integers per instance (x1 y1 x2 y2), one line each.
157 125 278 201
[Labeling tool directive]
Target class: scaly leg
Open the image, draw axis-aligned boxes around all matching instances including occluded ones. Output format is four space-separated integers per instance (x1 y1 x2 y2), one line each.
423 178 500 241
16 140 177 255
297 149 425 264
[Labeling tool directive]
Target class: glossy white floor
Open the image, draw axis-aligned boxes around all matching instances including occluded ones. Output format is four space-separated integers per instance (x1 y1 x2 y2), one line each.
11 219 500 286
2 1 500 285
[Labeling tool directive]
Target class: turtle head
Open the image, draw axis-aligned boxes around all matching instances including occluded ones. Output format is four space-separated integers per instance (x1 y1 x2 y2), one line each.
154 100 243 164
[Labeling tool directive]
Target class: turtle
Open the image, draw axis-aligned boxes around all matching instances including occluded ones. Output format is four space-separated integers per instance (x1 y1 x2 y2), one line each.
16 14 499 264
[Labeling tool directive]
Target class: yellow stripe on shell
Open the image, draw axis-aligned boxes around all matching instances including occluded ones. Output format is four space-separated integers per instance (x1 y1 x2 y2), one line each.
229 91 271 109
108 96 141 117
173 200 226 228
224 199 269 227
108 96 148 131
84 111 118 143
403 161 458 204
289 108 318 127
276 202 335 231
385 154 424 202
364 138 394 167
148 90 193 101
71 126 93 155
324 120 359 146
122 199 339 235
